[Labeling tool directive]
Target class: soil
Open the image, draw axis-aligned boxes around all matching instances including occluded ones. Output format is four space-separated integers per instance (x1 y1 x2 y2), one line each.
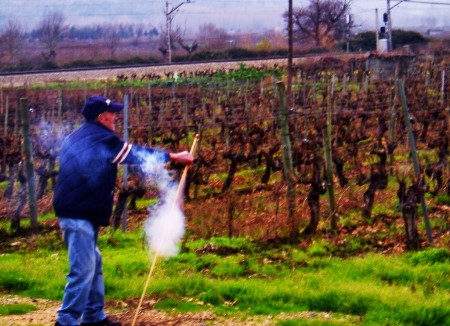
0 58 284 88
0 295 346 326
0 295 247 325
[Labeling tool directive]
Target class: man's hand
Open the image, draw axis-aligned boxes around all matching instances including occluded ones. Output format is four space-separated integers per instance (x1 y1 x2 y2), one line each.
169 151 194 165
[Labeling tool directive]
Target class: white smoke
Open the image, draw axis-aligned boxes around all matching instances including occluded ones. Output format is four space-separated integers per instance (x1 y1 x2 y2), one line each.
138 152 185 258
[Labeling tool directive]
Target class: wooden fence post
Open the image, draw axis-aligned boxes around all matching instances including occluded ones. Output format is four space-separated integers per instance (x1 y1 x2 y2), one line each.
397 79 433 244
20 98 38 231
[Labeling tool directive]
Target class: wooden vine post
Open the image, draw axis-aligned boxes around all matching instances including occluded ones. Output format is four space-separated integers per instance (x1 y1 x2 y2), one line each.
277 82 297 242
147 82 153 142
14 97 19 141
212 83 217 137
129 86 134 119
184 83 189 134
4 95 8 137
397 79 433 244
58 88 63 123
324 80 337 231
159 93 165 128
260 77 264 98
388 89 396 167
121 95 129 232
20 98 38 231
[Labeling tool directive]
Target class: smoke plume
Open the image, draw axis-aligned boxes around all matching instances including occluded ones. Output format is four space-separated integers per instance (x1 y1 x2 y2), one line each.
139 152 185 258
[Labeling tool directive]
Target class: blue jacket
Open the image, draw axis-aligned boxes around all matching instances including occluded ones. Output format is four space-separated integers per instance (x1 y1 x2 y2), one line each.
53 121 169 226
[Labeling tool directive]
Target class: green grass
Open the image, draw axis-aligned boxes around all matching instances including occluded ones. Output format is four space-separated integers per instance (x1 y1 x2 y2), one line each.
0 232 449 325
0 181 8 191
433 193 450 206
134 198 158 210
0 303 38 316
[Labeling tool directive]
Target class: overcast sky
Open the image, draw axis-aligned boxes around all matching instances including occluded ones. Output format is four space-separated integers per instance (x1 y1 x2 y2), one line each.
0 0 449 34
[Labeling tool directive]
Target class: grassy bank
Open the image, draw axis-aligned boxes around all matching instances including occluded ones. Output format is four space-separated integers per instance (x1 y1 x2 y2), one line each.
0 228 449 325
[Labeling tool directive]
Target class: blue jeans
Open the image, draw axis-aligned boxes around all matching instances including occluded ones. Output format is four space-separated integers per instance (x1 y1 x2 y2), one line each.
57 218 107 325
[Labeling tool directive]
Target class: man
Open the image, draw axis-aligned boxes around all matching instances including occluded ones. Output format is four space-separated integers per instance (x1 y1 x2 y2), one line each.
53 95 193 326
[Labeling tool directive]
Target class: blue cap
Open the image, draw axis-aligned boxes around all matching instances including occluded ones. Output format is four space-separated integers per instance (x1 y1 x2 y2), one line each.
81 96 124 120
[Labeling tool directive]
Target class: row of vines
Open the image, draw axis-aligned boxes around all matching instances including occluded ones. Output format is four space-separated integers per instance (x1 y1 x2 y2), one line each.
0 54 449 252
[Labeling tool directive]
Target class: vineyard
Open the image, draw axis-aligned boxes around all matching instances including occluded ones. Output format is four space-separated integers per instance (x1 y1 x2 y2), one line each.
0 51 449 253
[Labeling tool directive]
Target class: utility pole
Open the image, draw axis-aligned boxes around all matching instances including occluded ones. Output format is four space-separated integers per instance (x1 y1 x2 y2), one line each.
386 0 393 51
287 0 293 109
385 0 411 51
345 14 352 52
165 0 191 64
375 9 379 51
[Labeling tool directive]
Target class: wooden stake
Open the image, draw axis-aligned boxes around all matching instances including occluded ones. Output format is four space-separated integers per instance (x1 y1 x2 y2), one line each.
132 134 199 326
397 79 432 244
20 98 38 231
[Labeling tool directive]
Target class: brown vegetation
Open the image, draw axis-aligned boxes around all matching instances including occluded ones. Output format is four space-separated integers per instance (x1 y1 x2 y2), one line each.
0 51 449 253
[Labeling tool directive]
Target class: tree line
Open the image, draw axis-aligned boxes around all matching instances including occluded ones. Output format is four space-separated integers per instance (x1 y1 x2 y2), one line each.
0 0 436 72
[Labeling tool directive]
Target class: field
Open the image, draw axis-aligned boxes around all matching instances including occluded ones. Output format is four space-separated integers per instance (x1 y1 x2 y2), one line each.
0 52 449 325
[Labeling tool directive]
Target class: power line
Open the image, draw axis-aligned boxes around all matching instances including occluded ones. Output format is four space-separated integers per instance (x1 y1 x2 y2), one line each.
406 0 450 5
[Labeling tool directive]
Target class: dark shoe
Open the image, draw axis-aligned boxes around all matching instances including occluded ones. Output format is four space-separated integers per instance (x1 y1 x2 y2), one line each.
81 318 122 326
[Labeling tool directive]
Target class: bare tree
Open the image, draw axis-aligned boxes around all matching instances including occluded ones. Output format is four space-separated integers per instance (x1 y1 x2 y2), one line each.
260 30 286 48
158 24 183 60
179 39 198 60
104 24 120 58
195 23 230 50
36 11 66 63
0 19 24 64
285 0 351 48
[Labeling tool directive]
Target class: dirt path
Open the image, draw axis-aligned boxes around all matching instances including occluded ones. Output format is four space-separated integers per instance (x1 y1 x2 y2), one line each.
0 296 58 326
0 295 350 325
0 59 283 87
0 295 274 325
